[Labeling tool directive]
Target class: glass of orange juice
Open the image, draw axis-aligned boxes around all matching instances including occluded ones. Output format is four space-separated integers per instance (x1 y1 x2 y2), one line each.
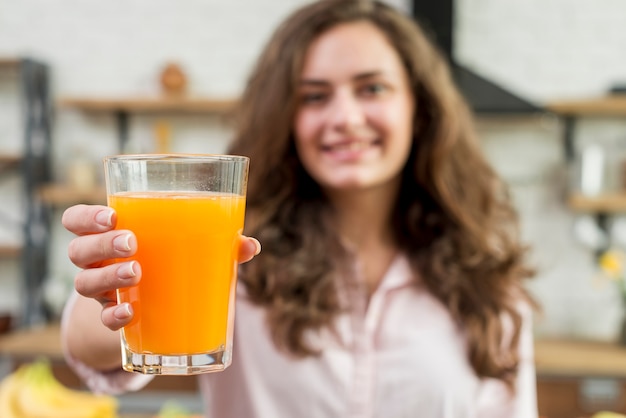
103 154 249 375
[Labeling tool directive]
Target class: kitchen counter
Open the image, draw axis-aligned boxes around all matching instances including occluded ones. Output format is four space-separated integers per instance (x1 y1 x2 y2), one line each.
2 323 626 379
0 323 202 415
0 322 63 360
535 337 626 378
4 322 626 417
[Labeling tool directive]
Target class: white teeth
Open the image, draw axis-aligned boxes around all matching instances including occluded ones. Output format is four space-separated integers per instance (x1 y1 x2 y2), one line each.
332 141 369 151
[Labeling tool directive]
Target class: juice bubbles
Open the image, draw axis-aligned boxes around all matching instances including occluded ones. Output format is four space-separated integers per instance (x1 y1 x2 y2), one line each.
109 191 246 355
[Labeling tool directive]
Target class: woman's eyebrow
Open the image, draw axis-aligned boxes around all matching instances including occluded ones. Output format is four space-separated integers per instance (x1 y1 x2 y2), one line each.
353 71 383 81
298 79 329 87
299 71 384 86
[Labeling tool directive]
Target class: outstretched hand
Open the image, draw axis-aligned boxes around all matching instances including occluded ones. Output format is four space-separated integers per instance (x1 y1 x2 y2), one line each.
62 204 261 330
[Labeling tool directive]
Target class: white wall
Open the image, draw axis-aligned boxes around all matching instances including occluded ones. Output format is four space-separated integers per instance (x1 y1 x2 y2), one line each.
453 0 626 340
455 0 626 100
1 0 626 340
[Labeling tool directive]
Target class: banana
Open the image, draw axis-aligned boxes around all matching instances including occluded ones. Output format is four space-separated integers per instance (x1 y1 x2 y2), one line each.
0 367 26 418
15 360 118 418
0 359 118 418
592 413 626 418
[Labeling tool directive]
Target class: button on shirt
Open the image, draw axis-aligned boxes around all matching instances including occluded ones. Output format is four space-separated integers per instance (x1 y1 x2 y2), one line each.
61 255 538 418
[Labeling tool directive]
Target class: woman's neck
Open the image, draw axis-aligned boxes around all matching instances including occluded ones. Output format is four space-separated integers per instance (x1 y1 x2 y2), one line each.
330 188 396 250
325 180 401 295
327 180 400 280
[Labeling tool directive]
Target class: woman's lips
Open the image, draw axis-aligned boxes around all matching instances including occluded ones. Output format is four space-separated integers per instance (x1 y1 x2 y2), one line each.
321 139 381 161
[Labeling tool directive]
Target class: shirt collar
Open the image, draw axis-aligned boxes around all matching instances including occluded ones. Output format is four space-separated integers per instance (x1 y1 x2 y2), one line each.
375 254 415 292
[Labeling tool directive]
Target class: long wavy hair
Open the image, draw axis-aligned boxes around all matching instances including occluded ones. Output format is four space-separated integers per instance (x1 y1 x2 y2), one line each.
228 0 536 389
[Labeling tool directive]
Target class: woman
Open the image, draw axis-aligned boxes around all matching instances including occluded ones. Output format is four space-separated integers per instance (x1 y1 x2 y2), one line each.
61 1 538 416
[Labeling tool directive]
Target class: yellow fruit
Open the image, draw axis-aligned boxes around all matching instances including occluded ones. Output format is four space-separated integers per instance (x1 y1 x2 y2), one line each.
0 368 26 418
599 250 625 279
592 412 626 418
8 359 118 418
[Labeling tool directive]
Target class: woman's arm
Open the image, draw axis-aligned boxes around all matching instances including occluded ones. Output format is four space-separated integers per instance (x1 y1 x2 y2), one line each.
61 290 154 395
63 292 123 371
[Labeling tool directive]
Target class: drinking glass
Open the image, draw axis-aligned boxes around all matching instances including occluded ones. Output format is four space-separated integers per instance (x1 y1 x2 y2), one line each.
104 154 249 375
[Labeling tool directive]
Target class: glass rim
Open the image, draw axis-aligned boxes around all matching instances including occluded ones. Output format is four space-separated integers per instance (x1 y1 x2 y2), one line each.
103 153 249 163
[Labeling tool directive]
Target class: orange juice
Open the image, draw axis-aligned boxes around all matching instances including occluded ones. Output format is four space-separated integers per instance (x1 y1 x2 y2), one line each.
109 191 245 355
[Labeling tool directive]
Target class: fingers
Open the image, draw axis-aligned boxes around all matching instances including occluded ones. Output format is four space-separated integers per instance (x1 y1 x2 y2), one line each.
101 302 134 331
238 236 261 263
74 260 141 299
75 261 141 331
62 204 116 236
68 230 137 269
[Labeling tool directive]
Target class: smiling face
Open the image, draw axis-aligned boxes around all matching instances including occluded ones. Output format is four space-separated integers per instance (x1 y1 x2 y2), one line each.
293 21 415 194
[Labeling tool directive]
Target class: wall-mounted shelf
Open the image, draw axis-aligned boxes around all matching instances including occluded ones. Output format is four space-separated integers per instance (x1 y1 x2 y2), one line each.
38 184 106 207
546 94 626 161
0 155 22 163
59 96 238 151
59 96 237 113
568 193 626 214
547 95 626 218
0 58 20 68
0 245 21 258
51 95 240 208
0 155 22 173
547 95 626 117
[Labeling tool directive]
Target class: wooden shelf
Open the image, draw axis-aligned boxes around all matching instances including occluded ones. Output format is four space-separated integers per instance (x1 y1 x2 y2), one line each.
0 155 21 172
547 94 626 116
535 338 626 378
38 184 106 207
567 192 626 213
58 96 238 114
0 58 20 68
0 155 22 164
0 245 21 258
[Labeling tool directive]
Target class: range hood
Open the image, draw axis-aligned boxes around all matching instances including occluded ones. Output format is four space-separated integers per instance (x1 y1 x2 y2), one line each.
412 0 542 114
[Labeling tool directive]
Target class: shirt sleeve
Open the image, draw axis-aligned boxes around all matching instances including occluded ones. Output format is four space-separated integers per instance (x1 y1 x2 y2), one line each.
60 290 154 395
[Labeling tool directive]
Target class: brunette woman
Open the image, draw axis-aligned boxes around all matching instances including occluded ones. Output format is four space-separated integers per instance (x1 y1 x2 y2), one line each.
61 1 538 416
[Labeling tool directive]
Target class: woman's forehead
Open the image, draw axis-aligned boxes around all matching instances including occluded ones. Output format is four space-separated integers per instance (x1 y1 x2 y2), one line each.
300 21 404 80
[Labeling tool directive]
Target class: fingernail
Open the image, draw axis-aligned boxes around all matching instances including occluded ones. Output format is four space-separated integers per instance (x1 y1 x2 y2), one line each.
113 233 132 252
252 238 261 255
114 303 132 320
95 209 114 227
117 261 137 280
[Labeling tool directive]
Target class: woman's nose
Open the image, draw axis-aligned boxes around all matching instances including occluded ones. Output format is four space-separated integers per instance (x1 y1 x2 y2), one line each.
327 90 365 130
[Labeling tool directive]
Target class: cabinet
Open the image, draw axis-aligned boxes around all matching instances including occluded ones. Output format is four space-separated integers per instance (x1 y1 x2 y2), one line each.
0 57 53 327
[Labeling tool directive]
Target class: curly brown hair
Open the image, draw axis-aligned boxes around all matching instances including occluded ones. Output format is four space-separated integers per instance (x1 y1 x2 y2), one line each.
227 0 536 389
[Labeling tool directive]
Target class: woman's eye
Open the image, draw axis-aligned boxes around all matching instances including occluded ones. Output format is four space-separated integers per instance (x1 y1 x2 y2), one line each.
300 92 327 104
361 83 386 96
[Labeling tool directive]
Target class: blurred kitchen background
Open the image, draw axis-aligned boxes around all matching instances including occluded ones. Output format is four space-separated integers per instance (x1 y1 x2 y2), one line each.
1 0 626 417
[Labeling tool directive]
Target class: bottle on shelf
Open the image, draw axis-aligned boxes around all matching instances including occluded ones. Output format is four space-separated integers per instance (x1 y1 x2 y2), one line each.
66 146 97 192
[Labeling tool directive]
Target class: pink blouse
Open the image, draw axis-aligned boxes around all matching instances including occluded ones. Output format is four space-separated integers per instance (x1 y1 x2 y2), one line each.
61 256 538 418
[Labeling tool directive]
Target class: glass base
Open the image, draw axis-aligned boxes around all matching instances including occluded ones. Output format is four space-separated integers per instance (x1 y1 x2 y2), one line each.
121 343 232 375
